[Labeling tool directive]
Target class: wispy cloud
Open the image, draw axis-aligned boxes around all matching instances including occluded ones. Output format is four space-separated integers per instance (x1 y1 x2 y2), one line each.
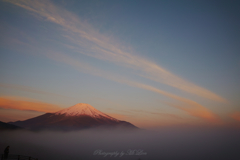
0 96 62 113
230 112 240 122
33 49 220 123
124 81 221 123
4 0 226 103
163 102 221 123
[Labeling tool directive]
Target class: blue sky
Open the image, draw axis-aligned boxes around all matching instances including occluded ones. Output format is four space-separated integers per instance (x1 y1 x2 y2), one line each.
0 0 240 128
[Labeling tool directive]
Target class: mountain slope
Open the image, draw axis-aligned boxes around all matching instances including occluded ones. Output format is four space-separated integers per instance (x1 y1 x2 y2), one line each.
0 121 23 131
10 103 138 131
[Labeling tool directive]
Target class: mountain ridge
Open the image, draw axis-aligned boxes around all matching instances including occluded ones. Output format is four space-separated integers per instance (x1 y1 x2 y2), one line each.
0 121 23 131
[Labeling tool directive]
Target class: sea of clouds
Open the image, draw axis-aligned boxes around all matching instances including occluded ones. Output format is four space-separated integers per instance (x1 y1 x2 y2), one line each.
0 127 240 160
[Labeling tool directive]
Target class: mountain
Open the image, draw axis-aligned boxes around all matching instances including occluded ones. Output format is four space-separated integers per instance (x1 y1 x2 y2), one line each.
0 121 23 131
10 103 138 131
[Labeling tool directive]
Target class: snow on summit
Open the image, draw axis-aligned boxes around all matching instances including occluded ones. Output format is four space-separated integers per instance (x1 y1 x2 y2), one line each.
55 103 119 121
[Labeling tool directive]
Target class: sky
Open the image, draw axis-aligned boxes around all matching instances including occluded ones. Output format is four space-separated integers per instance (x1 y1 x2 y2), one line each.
0 0 240 128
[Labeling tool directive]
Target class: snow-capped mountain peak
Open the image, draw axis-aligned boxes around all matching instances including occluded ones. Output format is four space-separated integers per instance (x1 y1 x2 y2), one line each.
10 103 138 131
55 103 119 121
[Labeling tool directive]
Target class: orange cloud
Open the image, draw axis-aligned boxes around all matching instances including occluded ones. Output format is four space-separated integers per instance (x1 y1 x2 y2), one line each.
4 0 226 102
163 102 221 124
230 112 240 121
0 96 62 113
